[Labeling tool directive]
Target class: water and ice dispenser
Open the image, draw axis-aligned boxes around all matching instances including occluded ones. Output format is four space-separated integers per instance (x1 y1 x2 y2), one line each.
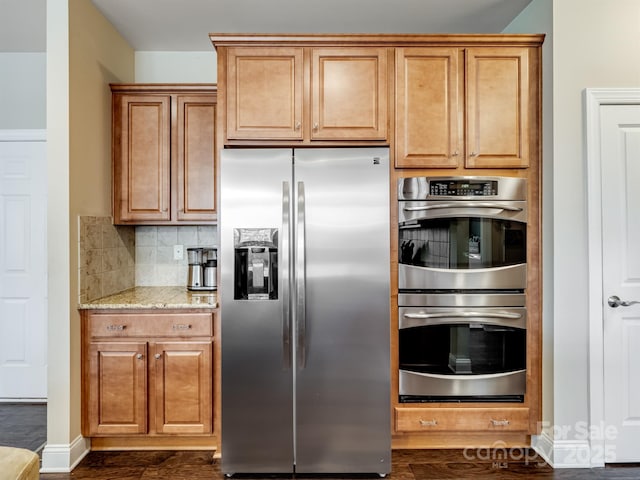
233 228 278 300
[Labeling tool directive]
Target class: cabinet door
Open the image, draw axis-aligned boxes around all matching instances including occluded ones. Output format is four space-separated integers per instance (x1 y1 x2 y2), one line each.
465 47 530 168
114 95 171 222
311 48 388 140
176 95 217 221
226 47 304 140
152 341 213 434
87 341 147 435
395 48 461 168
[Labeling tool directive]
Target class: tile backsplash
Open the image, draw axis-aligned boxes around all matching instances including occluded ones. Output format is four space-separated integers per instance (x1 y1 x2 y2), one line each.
135 225 217 286
78 216 135 304
78 216 217 303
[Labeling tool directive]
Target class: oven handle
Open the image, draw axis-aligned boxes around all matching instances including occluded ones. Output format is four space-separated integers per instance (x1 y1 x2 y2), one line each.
403 202 523 212
403 311 522 320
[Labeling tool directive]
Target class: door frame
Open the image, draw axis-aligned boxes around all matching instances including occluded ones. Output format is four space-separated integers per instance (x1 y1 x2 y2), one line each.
585 88 640 467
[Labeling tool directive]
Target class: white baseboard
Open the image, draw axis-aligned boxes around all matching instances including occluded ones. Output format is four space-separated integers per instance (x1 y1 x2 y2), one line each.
531 431 554 465
532 431 592 468
40 435 90 473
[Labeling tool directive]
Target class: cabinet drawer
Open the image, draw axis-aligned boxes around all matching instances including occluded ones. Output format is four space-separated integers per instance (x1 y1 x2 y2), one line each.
88 313 213 338
395 407 529 433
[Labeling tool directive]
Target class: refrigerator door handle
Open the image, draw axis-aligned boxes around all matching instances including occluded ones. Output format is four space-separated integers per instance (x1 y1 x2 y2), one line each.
296 181 307 369
282 181 292 369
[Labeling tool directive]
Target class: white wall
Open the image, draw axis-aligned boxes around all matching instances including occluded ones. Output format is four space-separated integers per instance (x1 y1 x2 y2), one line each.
43 0 135 471
0 53 46 129
551 0 640 451
44 0 74 471
506 0 640 467
135 51 216 82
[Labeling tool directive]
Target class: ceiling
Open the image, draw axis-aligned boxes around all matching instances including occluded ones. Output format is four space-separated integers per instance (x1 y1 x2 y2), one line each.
1 0 533 53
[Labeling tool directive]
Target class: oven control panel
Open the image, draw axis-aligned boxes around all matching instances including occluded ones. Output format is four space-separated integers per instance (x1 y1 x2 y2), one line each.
429 179 498 196
398 176 526 201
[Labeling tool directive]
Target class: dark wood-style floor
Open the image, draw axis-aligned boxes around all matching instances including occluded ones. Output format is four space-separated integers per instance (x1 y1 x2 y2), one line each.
3 405 640 479
0 402 47 453
39 449 640 480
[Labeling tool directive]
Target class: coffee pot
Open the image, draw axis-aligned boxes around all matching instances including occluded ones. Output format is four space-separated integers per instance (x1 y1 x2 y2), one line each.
203 248 217 290
187 247 217 291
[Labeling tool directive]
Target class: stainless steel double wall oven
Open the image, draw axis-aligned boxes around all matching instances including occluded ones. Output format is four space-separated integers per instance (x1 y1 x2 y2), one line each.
398 176 528 402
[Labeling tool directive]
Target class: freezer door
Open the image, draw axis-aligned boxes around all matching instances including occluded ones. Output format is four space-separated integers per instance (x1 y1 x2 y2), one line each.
293 148 391 474
220 149 294 474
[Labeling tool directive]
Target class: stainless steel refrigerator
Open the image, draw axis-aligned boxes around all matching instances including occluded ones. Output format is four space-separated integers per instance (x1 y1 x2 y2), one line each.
219 147 391 475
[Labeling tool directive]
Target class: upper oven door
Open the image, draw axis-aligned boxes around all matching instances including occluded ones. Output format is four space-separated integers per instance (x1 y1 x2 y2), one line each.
398 201 527 290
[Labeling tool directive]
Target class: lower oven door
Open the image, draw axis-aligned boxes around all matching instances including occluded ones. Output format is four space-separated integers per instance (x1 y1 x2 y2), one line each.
398 305 526 402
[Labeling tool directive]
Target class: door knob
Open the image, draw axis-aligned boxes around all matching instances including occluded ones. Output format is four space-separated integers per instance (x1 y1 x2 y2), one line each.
608 295 640 308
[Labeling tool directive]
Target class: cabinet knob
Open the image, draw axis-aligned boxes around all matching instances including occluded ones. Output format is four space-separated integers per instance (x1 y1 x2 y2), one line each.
470 152 478 157
490 419 510 427
154 353 162 360
452 151 459 157
172 324 192 330
313 123 319 132
136 353 143 360
295 122 301 131
419 419 437 427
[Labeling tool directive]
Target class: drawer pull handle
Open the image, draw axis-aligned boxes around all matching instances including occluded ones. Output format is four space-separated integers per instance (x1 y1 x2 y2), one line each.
136 353 143 360
106 325 126 331
419 419 437 427
491 419 510 427
172 324 192 330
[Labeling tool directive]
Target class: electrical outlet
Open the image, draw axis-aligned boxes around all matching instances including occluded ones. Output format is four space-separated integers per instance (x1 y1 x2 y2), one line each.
173 244 184 260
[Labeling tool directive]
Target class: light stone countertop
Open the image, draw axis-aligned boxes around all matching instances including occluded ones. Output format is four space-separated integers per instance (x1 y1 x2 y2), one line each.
78 286 217 310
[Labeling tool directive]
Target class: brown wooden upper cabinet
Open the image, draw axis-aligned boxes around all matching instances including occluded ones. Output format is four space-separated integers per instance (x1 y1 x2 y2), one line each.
396 46 535 169
222 46 388 142
111 85 217 224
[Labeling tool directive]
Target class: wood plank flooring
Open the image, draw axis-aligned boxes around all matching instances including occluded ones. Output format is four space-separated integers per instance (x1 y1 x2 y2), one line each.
2 405 640 479
0 402 46 453
39 449 640 479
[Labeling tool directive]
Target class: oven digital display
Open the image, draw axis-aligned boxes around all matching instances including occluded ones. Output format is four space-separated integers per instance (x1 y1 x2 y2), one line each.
429 180 498 196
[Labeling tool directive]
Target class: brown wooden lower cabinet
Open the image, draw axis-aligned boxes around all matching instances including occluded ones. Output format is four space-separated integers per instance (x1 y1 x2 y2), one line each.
87 341 148 435
82 310 215 438
152 341 212 435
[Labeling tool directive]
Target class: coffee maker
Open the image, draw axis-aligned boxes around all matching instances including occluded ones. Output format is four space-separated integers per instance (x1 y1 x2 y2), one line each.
187 247 217 291
187 248 204 289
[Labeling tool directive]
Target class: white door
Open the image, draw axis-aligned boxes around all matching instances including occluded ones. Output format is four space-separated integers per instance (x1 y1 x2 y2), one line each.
602 105 640 462
0 133 47 399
